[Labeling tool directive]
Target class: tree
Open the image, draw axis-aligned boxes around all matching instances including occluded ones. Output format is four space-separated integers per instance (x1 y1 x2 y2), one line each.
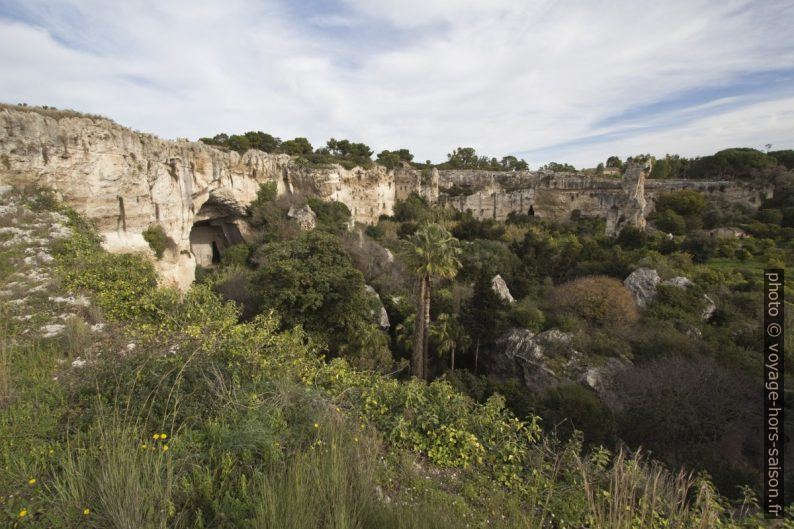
541 161 576 173
430 313 470 371
606 156 622 169
251 231 386 366
655 190 706 217
553 275 638 329
500 155 529 171
687 147 777 180
280 137 313 156
326 138 374 168
377 148 414 169
403 223 462 379
393 193 432 223
446 147 479 169
460 274 509 372
654 209 687 235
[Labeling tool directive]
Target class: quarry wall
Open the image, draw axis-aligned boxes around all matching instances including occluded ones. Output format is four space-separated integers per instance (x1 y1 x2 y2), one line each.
0 107 770 288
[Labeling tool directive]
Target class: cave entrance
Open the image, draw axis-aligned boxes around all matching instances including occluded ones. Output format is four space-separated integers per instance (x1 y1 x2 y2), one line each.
189 196 247 267
211 240 221 265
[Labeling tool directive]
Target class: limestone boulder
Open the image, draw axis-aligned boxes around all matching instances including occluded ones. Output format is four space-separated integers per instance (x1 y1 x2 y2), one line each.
287 204 317 231
623 268 661 308
491 274 515 304
701 294 717 321
662 276 694 289
365 285 390 329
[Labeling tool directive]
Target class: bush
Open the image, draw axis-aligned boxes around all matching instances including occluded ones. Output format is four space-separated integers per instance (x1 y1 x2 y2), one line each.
307 198 351 233
364 224 384 239
654 190 705 217
252 231 385 366
507 298 545 332
393 194 431 223
220 243 251 268
614 355 761 498
535 384 614 446
553 276 638 328
654 209 686 234
142 224 168 259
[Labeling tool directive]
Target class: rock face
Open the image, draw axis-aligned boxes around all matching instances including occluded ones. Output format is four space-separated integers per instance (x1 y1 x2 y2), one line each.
487 327 628 398
605 161 649 236
624 268 661 308
0 106 770 288
701 294 717 321
491 274 515 303
287 204 317 231
365 285 390 329
0 107 409 288
662 276 694 289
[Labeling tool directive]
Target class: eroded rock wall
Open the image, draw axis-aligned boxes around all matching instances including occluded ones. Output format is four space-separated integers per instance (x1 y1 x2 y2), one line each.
0 108 404 288
0 106 771 288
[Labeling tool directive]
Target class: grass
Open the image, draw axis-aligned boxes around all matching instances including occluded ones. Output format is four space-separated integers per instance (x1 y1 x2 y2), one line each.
705 256 794 293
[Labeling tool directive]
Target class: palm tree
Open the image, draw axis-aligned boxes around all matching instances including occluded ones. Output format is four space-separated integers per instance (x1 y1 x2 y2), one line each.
430 313 470 372
404 223 461 379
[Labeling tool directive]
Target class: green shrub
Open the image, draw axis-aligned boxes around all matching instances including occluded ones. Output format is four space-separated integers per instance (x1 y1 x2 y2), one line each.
220 243 251 268
536 384 614 446
307 198 351 233
142 224 168 259
507 298 545 332
654 209 686 234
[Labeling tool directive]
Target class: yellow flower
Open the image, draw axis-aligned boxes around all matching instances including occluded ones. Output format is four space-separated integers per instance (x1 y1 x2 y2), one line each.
160 433 167 440
83 508 90 515
19 509 28 518
313 423 319 429
28 478 36 486
152 433 160 440
140 443 147 449
353 437 359 443
162 445 169 452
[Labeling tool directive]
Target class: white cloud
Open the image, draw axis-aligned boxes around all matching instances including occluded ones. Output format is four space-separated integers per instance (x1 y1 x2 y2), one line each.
0 0 792 166
526 97 794 168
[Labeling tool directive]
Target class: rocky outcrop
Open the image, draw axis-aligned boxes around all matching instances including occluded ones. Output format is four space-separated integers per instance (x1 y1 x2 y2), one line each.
491 274 515 303
287 204 317 231
0 107 404 288
365 285 390 329
624 268 716 321
487 327 628 398
662 276 695 289
701 294 717 321
605 161 649 236
624 268 661 308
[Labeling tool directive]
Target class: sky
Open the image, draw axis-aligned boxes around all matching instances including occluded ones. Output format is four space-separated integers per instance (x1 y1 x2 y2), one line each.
1 0 793 168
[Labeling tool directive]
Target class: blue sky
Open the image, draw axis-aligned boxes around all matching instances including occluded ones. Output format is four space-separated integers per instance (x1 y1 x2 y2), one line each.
1 0 793 168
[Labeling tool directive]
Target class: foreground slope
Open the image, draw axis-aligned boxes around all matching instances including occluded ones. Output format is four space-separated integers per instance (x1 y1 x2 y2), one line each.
0 186 784 527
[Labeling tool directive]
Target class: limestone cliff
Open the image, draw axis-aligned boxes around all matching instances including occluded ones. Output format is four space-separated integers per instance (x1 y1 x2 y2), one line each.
0 105 772 289
0 107 401 287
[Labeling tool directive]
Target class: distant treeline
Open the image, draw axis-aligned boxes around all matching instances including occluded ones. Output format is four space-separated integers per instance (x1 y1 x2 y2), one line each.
599 148 794 180
199 131 529 171
199 130 793 180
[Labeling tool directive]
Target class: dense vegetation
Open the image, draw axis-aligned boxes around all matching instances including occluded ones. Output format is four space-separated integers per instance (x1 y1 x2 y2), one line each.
2 158 792 527
192 169 794 504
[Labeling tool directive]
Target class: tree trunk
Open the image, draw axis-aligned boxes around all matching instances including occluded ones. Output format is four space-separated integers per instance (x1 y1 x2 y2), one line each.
422 276 431 380
474 337 480 373
451 348 455 371
412 278 426 379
